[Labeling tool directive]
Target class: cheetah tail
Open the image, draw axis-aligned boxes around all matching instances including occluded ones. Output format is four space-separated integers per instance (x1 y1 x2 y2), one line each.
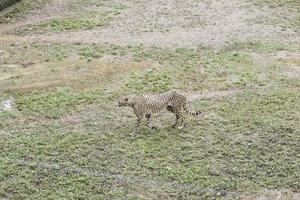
184 108 201 115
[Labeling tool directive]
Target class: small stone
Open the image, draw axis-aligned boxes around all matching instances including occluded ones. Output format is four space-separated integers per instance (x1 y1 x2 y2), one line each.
0 97 15 112
220 190 227 196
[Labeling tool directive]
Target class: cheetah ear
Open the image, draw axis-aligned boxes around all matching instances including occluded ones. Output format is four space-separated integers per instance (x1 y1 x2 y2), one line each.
125 96 129 101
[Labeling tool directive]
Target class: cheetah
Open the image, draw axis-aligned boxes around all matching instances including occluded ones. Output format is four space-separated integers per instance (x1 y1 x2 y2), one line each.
117 89 201 135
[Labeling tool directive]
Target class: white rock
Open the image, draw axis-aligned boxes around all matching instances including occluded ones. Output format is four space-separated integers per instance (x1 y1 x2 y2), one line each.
0 97 15 112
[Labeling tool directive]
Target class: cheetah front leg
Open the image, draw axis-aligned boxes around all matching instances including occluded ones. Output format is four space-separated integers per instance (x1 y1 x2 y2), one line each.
132 116 142 135
145 114 158 130
174 111 185 129
177 112 185 129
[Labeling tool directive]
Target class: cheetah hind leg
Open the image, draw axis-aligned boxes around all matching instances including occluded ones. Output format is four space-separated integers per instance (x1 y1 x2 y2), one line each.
145 114 158 130
172 114 180 128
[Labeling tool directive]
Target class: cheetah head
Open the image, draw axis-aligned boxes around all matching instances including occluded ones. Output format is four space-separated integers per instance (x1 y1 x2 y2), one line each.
117 96 129 107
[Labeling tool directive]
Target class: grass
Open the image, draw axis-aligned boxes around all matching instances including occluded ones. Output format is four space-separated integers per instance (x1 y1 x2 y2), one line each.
17 9 121 33
1 81 299 199
2 40 293 94
22 18 107 32
0 37 300 199
244 0 300 31
1 0 300 195
16 87 105 119
0 0 48 23
1 0 124 33
221 41 288 53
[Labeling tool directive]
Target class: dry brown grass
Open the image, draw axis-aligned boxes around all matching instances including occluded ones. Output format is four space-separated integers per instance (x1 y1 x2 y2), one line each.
1 59 157 93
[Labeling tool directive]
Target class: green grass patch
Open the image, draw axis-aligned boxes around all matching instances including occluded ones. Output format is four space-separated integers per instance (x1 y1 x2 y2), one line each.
19 11 117 32
16 87 105 118
1 82 299 199
123 69 173 93
0 41 291 94
0 41 298 199
120 46 274 92
222 40 288 53
23 18 104 32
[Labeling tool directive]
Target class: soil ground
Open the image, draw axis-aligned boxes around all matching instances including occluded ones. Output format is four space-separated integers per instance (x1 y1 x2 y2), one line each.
0 0 299 199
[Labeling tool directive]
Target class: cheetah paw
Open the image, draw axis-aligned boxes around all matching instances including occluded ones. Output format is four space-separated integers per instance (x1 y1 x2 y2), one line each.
178 124 185 129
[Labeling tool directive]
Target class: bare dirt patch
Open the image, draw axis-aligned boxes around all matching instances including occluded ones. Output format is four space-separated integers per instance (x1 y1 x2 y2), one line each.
276 51 300 79
3 0 297 48
233 189 300 200
187 89 242 102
